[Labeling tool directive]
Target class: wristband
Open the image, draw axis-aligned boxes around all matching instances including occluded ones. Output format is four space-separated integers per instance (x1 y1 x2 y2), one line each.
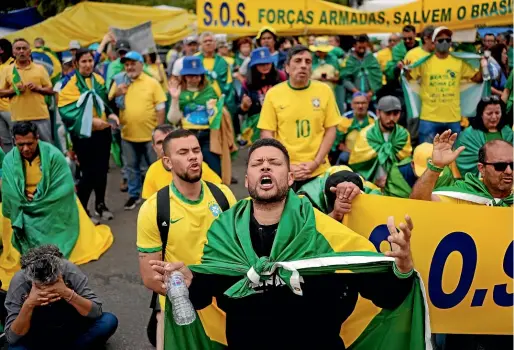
66 290 75 302
393 263 414 279
427 159 444 173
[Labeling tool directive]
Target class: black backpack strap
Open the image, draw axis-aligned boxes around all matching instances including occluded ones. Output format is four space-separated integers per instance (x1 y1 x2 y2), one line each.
205 181 230 211
150 185 171 309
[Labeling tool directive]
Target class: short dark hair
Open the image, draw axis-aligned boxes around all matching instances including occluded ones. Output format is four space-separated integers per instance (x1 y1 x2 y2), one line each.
152 124 175 144
75 48 93 63
34 37 45 45
402 25 416 34
12 121 38 139
247 138 290 168
421 26 435 43
355 34 369 43
21 245 64 285
484 33 495 38
162 128 197 156
478 139 513 164
12 38 30 46
286 45 310 64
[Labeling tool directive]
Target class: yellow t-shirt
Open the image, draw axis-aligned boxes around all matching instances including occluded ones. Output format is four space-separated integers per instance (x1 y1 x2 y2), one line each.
201 56 233 97
409 55 477 123
404 46 430 66
375 47 392 85
0 57 14 112
148 63 168 93
258 80 341 177
24 155 42 194
58 73 106 121
109 73 167 142
0 62 52 121
142 159 222 199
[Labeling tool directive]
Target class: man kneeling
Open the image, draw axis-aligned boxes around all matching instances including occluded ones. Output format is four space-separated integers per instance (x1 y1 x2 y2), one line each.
4 245 118 350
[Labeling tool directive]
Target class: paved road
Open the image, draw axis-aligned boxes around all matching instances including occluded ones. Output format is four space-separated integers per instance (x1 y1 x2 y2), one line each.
81 154 249 350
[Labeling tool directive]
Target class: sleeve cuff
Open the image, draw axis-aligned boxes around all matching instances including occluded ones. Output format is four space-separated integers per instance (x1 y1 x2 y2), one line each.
137 246 162 253
393 263 414 279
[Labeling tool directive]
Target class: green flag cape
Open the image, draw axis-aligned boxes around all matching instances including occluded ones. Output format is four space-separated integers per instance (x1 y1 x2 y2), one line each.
241 112 261 145
59 73 109 138
312 53 340 71
385 41 411 81
333 114 374 152
383 157 455 198
454 126 513 177
198 54 237 116
348 123 412 180
2 141 80 257
298 167 382 213
401 52 491 119
178 85 224 130
189 191 430 349
341 53 382 95
433 173 513 206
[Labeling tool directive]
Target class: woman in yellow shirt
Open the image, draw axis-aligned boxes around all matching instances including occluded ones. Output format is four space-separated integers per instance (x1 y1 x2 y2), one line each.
58 48 119 220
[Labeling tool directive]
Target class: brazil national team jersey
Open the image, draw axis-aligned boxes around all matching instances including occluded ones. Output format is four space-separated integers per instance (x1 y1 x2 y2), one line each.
258 80 340 178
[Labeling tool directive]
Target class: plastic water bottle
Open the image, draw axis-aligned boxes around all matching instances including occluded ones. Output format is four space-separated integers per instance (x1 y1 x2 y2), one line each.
166 271 196 326
482 50 491 81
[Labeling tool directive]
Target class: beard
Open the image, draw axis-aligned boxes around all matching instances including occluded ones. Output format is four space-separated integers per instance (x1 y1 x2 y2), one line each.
176 168 202 183
248 181 289 204
380 120 395 132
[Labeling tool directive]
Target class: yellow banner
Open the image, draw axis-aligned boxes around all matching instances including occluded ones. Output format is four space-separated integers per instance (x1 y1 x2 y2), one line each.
345 194 513 334
197 0 513 35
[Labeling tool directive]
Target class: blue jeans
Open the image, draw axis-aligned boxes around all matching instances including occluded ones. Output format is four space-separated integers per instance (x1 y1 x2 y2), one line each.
122 139 156 199
196 130 221 176
9 312 118 350
419 120 461 144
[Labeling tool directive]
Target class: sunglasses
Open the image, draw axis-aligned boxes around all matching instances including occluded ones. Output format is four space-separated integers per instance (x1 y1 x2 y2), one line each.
481 95 500 102
483 162 514 172
437 38 451 44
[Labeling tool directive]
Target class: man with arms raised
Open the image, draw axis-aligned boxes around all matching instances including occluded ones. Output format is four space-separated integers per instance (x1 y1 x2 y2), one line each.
258 45 340 191
150 139 427 350
137 129 236 349
410 131 512 206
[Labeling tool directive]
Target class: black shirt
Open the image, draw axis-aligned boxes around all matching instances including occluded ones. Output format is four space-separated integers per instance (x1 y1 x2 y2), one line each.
190 214 413 350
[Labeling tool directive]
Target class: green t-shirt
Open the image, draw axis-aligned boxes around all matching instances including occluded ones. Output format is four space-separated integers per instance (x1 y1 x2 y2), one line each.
485 131 503 142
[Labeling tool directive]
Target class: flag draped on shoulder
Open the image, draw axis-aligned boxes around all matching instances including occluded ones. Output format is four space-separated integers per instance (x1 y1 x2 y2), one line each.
349 123 412 180
433 173 513 206
401 52 491 119
177 85 224 130
241 112 261 145
189 191 430 349
454 126 513 177
2 141 80 257
340 53 383 95
58 72 108 138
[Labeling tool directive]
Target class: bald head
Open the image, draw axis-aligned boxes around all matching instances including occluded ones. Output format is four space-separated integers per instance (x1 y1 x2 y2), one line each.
479 139 513 164
478 140 513 198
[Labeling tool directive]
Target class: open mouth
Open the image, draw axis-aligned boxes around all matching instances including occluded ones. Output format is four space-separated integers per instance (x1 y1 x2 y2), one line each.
260 175 274 189
189 162 200 171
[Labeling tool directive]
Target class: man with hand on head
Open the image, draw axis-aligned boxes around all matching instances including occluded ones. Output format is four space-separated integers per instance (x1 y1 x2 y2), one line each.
410 132 512 207
137 129 236 350
258 45 340 191
142 125 222 200
150 138 424 350
4 245 118 350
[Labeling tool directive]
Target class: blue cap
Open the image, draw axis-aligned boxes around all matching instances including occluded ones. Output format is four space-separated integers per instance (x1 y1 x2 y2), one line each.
180 56 206 76
121 51 144 63
88 43 99 51
249 47 274 68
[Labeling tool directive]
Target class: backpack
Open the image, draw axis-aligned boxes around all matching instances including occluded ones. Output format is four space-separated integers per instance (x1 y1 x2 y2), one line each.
146 181 230 346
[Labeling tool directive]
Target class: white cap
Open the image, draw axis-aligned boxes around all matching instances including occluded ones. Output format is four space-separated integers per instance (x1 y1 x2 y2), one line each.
69 40 81 50
432 26 453 42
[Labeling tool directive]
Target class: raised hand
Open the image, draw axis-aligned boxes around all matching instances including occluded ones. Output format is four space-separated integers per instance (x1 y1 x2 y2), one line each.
168 80 181 100
432 129 465 168
241 94 252 112
385 215 414 274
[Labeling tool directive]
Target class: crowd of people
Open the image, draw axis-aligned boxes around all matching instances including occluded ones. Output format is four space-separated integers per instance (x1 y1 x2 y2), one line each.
0 21 511 350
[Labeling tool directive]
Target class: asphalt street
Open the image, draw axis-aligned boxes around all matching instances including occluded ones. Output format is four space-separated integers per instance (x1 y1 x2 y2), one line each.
80 153 249 350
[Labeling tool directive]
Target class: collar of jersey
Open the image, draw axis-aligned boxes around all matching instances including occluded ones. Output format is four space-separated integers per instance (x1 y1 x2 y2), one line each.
287 80 311 91
170 181 204 205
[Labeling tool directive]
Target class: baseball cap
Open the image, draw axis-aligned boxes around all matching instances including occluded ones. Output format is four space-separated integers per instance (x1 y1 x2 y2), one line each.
120 51 144 63
377 96 402 112
62 56 73 65
432 26 453 41
183 35 199 45
115 39 131 52
413 143 434 177
69 40 81 50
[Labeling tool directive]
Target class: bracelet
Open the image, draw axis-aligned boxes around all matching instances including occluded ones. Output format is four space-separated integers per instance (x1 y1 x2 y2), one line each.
66 290 75 303
393 263 414 279
427 159 444 173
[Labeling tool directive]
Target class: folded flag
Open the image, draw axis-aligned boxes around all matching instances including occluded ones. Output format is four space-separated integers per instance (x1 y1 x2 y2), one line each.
12 66 21 96
188 191 431 349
